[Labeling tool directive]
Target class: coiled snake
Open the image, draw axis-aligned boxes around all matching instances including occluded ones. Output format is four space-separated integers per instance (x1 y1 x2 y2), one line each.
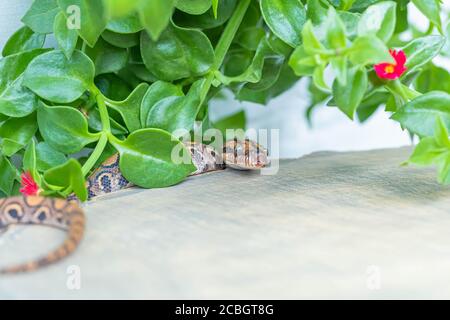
0 139 268 274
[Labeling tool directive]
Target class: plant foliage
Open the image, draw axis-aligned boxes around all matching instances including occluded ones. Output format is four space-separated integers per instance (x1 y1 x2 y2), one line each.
0 0 449 199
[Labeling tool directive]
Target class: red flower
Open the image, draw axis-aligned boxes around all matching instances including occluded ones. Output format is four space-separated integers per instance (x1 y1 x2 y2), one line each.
374 49 407 80
20 172 40 196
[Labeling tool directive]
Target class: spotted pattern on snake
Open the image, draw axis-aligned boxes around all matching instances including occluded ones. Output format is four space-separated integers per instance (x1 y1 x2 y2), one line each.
0 196 85 274
0 140 268 274
86 142 226 200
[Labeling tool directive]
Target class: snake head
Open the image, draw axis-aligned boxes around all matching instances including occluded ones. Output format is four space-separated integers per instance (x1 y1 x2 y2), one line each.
223 138 269 170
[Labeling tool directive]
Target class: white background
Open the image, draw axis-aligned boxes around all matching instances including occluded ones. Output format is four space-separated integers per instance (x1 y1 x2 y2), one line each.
0 0 449 158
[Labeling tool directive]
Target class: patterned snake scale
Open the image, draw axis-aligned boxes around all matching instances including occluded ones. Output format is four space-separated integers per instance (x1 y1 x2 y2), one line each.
0 139 268 274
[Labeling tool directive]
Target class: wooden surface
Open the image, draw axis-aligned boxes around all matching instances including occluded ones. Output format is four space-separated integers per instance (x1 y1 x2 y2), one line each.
1 147 450 299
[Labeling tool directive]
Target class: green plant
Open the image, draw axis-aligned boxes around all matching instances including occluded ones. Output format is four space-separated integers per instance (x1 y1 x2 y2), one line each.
0 0 449 200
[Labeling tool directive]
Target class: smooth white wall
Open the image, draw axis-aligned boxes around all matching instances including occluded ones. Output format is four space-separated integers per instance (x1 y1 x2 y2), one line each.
0 1 29 50
1 1 448 158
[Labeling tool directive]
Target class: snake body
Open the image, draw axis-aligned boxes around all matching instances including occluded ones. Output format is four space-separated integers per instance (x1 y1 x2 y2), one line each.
0 197 85 274
0 140 268 274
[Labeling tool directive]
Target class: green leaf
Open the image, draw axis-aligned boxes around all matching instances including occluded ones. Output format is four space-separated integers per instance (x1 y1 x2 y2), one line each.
0 49 48 94
331 56 347 86
176 0 212 15
140 81 184 128
216 39 275 85
313 63 329 92
266 31 294 57
102 30 139 48
104 0 140 18
438 158 450 184
127 64 158 83
88 108 128 136
443 22 450 58
357 1 397 42
357 91 389 122
22 0 60 34
105 83 149 133
411 0 442 33
2 26 46 57
23 140 37 174
235 56 286 102
408 117 450 184
141 22 215 81
58 0 108 47
325 7 347 49
37 102 100 154
332 67 368 119
401 35 446 78
53 11 78 59
23 139 45 186
349 35 393 66
0 154 17 196
340 0 356 10
238 63 298 105
174 0 237 30
434 116 450 148
415 64 450 94
395 0 409 33
289 45 317 76
339 11 360 40
44 158 87 201
301 20 325 55
95 73 132 101
391 91 450 137
106 13 143 34
85 38 129 76
23 50 95 103
260 0 307 48
147 79 206 133
0 113 38 157
235 26 266 51
138 0 175 41
409 136 442 165
35 142 68 172
110 129 196 188
0 76 38 118
351 0 382 11
222 48 254 78
306 0 329 25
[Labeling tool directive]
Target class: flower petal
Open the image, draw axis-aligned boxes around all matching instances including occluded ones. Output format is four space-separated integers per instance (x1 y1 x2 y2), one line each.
393 50 406 66
20 171 40 196
394 64 407 77
374 63 391 79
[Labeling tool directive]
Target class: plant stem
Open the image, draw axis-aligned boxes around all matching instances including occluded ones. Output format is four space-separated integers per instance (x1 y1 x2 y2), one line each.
78 86 112 178
81 133 108 176
402 86 422 100
196 0 250 104
95 92 111 133
213 0 251 70
388 79 409 102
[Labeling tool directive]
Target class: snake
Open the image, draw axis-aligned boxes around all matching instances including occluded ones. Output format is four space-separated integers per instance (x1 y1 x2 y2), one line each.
0 139 269 274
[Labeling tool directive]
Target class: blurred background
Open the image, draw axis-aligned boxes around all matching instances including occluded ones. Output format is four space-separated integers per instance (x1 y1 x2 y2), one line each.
1 1 449 158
